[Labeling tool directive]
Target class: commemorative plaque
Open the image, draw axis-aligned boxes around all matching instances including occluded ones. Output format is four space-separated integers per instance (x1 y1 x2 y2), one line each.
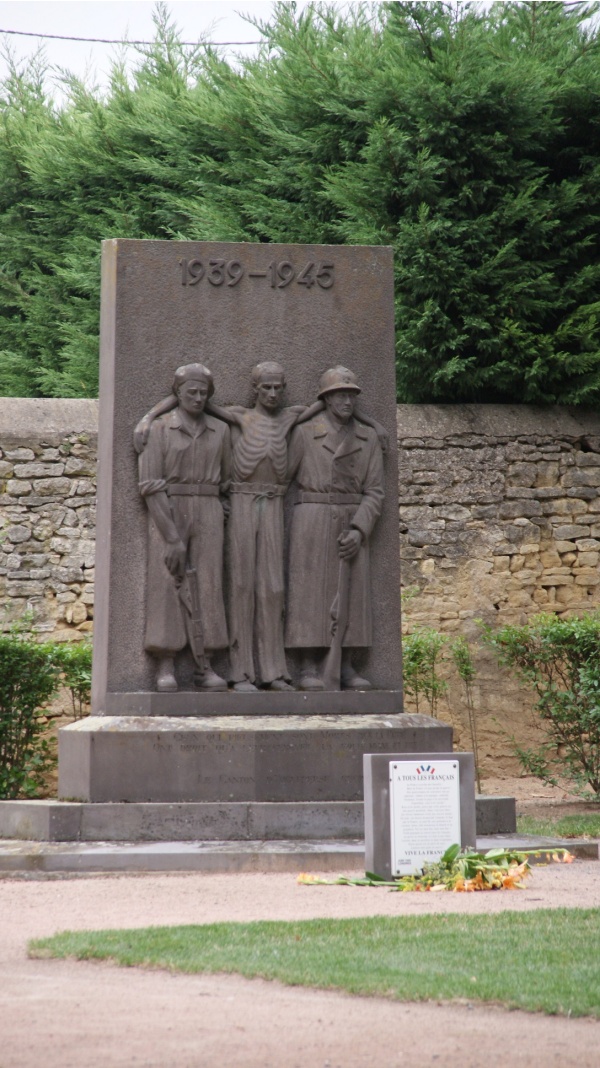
389 759 461 876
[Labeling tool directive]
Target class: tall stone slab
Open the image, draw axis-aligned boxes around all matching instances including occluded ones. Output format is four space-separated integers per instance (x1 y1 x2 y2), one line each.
92 239 402 706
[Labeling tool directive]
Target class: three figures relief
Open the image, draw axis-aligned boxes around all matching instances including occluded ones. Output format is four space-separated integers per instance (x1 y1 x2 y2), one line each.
134 363 387 694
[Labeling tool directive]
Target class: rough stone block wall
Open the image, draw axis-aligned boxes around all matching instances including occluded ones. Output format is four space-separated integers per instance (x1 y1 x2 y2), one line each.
398 404 600 774
0 400 98 640
2 399 600 776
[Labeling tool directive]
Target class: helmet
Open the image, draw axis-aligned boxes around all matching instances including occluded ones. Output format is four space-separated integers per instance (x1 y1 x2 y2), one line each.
317 366 361 399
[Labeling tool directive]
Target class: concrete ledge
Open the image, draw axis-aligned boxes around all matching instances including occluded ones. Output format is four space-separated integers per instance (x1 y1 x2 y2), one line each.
0 800 365 842
0 397 98 442
0 839 365 874
476 795 516 835
0 834 595 875
101 690 403 716
476 834 599 862
0 802 82 842
0 794 515 843
397 403 600 441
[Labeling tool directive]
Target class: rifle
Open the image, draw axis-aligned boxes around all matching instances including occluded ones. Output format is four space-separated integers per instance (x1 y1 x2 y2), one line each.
177 567 206 678
321 555 352 691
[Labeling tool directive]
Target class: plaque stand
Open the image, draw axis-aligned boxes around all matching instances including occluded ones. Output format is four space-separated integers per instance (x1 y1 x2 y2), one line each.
364 751 477 879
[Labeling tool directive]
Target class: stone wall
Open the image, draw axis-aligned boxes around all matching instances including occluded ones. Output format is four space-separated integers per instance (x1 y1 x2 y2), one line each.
2 399 600 775
397 404 600 773
0 400 97 639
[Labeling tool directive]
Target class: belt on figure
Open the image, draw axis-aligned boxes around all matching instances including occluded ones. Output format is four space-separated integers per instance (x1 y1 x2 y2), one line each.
230 482 287 499
297 491 363 505
166 483 220 496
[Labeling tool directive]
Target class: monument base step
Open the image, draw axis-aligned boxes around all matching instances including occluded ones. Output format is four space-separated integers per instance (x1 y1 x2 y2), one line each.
0 796 516 842
58 713 452 803
0 838 365 874
0 834 595 875
0 800 364 842
475 835 599 860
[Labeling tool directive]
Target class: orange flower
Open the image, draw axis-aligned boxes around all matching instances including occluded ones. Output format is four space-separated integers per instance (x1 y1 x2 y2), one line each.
502 873 522 889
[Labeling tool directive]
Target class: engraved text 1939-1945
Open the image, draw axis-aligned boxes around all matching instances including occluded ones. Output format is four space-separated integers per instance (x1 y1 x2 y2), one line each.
179 258 335 289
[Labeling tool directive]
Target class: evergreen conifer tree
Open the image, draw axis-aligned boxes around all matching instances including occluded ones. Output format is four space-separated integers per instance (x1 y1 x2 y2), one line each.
0 1 598 402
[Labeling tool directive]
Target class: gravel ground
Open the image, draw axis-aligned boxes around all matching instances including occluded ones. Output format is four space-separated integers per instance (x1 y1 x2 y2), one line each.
2 861 600 1068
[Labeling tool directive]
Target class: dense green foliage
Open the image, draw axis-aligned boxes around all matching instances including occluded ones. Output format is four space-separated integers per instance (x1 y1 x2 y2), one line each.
401 626 448 715
49 640 92 719
486 611 600 795
31 909 600 1017
1 2 600 402
0 633 91 798
0 634 59 798
450 635 481 791
402 624 482 786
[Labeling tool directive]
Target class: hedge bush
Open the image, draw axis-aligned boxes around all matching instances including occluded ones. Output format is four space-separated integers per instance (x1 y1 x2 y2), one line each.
50 640 92 720
485 611 600 796
0 635 92 799
0 635 60 798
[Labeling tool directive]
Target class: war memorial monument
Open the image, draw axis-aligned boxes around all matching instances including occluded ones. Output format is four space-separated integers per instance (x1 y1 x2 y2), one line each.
58 239 454 837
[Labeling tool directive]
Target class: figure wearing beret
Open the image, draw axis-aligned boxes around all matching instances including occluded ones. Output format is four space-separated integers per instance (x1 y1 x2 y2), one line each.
285 367 385 691
137 364 231 693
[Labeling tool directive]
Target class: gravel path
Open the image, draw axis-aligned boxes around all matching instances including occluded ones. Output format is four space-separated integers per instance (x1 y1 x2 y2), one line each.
2 863 600 1068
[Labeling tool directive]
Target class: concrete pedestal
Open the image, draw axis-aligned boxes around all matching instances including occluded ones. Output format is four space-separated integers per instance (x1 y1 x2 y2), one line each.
59 713 452 804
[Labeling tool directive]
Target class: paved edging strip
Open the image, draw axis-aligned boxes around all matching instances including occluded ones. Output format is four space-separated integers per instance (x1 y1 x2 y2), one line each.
0 835 595 874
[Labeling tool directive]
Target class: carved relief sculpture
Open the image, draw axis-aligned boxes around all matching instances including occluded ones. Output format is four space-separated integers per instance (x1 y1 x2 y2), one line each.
135 363 387 694
285 367 385 691
137 364 230 693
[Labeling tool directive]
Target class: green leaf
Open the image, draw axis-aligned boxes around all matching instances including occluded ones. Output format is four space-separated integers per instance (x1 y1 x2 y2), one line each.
441 843 461 866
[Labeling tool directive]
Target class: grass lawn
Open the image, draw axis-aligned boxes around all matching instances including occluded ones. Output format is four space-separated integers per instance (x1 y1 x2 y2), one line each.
517 813 600 839
30 908 600 1018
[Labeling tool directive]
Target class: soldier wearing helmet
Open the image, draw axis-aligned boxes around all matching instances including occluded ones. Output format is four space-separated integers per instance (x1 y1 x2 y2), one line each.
285 366 385 690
